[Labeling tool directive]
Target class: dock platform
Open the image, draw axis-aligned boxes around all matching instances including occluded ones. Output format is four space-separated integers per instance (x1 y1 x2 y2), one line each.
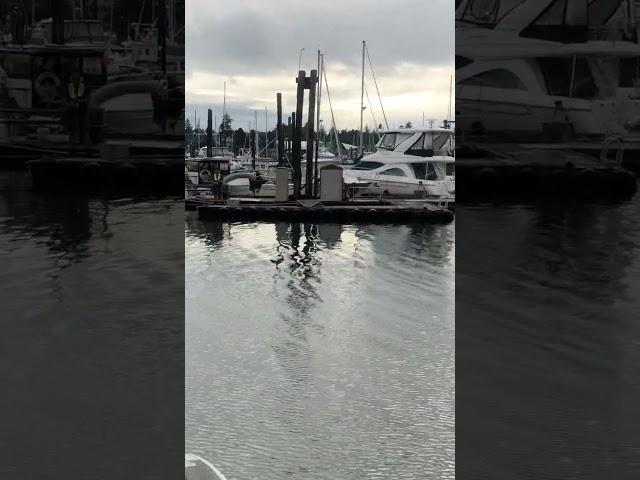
457 143 637 200
190 198 454 224
27 156 184 194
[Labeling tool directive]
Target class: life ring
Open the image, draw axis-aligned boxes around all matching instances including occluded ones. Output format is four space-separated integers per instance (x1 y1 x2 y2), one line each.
199 169 211 182
35 72 62 103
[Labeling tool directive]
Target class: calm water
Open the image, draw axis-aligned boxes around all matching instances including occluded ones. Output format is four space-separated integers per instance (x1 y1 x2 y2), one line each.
0 173 184 479
457 196 640 479
185 217 456 479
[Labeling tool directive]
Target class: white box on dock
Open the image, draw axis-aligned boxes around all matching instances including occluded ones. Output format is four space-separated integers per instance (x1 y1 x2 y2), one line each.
320 165 344 202
275 167 290 202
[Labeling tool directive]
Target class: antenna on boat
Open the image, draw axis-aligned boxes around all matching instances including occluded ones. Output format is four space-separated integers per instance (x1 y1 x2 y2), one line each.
447 74 453 122
360 40 365 156
322 56 342 159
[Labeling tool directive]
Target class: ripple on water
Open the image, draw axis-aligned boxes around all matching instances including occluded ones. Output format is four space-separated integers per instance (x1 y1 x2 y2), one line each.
186 218 455 479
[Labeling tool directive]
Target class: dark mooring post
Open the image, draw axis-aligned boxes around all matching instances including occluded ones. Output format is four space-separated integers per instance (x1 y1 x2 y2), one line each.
292 71 305 198
277 93 285 167
157 0 167 74
206 109 213 157
305 69 318 197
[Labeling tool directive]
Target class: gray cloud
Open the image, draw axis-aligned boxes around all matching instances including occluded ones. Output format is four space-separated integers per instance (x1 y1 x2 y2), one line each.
187 0 453 75
186 0 454 129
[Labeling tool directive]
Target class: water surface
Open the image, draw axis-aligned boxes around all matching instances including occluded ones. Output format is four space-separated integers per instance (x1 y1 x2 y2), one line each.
457 197 640 479
185 217 455 479
0 176 184 479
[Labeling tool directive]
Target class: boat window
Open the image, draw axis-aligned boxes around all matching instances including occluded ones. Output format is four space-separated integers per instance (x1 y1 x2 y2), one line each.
406 133 454 157
588 0 623 27
82 56 103 75
378 132 413 150
521 0 589 42
379 168 406 177
411 163 439 181
619 57 640 88
352 161 385 170
537 57 598 99
446 163 455 176
456 56 474 70
0 54 31 79
459 69 527 90
456 0 527 27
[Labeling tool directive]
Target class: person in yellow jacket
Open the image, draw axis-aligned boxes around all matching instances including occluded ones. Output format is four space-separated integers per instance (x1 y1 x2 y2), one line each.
67 72 87 144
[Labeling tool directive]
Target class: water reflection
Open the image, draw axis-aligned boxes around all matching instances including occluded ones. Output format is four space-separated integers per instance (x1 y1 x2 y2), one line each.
1 184 184 480
457 200 640 479
185 219 455 479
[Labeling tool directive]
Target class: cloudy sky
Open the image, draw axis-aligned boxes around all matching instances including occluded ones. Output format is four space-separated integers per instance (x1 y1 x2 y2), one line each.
186 0 454 132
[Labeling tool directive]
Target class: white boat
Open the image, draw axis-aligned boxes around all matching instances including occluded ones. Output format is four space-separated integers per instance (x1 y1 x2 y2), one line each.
456 0 640 138
185 453 228 480
343 127 455 199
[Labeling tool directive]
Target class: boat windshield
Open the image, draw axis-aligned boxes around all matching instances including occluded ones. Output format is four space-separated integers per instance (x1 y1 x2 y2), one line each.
406 132 454 157
456 0 527 27
378 132 413 150
352 161 385 170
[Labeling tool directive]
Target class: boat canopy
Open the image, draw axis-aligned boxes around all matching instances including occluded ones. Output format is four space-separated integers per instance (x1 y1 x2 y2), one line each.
458 0 626 39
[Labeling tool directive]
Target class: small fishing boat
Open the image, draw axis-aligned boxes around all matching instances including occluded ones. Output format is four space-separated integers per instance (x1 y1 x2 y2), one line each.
185 453 228 480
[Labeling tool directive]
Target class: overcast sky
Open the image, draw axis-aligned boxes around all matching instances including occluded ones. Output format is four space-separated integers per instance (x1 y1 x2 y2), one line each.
186 0 454 132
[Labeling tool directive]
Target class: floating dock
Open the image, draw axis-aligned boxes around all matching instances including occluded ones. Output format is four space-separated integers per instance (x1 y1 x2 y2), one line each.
189 198 454 224
27 156 184 194
457 143 637 201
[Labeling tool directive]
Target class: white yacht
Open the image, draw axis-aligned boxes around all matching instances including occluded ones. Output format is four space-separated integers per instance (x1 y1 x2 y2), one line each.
456 0 640 137
343 128 455 199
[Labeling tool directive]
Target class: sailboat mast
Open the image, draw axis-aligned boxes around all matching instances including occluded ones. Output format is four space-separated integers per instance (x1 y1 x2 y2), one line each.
265 107 268 157
315 50 323 196
254 110 259 156
360 40 365 155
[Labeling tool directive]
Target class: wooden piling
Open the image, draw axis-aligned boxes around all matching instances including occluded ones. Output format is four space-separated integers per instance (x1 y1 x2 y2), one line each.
305 70 318 197
277 93 285 167
293 70 305 198
206 109 213 158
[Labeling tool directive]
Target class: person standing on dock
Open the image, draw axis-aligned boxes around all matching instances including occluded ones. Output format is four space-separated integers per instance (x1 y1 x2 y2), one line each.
67 72 88 144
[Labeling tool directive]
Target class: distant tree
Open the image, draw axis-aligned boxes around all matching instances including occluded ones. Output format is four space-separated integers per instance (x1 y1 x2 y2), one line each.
185 118 193 135
219 113 232 132
405 121 413 128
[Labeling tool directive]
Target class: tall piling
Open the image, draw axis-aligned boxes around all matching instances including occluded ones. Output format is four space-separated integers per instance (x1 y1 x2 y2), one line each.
305 70 318 197
293 70 305 198
277 93 285 167
206 109 213 157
